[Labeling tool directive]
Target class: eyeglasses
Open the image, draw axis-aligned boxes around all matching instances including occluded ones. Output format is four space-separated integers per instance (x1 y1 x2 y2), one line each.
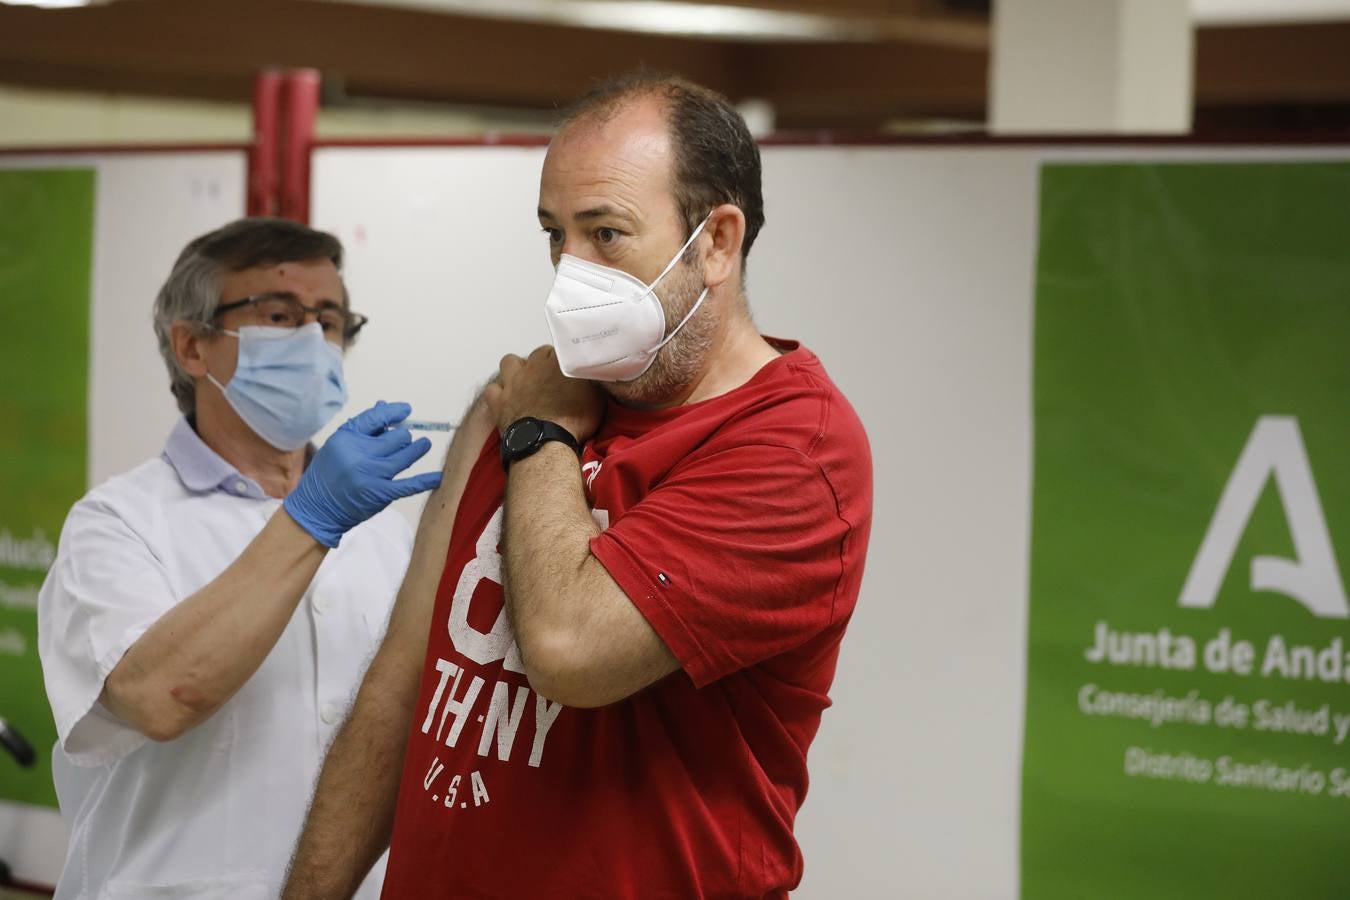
213 293 369 341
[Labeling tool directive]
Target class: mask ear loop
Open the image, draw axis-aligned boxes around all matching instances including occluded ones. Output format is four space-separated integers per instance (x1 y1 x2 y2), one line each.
646 210 716 354
203 326 240 394
644 210 714 296
652 287 710 353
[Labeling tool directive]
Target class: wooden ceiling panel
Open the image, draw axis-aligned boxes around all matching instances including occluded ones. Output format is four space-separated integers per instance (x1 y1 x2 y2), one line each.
0 0 1346 133
0 0 738 108
1195 22 1350 105
743 40 987 123
603 0 983 16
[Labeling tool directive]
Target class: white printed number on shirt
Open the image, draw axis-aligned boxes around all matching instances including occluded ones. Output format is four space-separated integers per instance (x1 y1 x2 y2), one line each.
448 507 525 672
446 505 610 670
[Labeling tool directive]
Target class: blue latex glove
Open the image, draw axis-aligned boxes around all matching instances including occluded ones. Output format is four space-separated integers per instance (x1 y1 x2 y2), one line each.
284 400 443 548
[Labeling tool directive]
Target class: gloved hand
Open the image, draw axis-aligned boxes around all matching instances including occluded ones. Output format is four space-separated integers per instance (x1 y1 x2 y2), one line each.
284 400 443 548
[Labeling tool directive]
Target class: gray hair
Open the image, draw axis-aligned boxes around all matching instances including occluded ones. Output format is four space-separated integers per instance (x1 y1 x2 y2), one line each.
152 217 345 416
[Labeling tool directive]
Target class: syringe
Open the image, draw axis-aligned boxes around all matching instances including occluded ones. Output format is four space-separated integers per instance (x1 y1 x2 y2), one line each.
401 420 455 432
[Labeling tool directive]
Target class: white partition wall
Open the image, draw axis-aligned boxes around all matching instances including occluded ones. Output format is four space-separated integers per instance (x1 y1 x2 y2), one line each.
86 153 248 484
309 146 556 502
310 141 1350 899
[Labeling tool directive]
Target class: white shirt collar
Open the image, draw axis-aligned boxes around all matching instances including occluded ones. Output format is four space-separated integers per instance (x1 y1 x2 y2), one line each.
160 417 268 499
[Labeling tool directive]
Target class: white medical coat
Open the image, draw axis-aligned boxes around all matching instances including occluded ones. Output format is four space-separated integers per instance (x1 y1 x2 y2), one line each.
37 419 411 899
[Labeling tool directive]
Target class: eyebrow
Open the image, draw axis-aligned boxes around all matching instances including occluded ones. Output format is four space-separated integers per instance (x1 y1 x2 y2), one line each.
537 205 638 226
254 290 344 310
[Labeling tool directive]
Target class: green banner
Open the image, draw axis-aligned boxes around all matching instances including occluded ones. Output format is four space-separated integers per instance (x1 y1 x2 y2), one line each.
0 168 94 808
1022 162 1350 899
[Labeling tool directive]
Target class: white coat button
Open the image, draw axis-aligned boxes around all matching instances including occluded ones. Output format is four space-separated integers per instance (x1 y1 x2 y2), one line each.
320 702 341 725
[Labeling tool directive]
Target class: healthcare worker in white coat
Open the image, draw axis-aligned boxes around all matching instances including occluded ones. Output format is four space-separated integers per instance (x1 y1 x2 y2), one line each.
37 217 439 899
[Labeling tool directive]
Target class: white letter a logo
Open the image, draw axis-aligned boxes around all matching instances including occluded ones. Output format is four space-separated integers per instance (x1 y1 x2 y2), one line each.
1178 416 1348 619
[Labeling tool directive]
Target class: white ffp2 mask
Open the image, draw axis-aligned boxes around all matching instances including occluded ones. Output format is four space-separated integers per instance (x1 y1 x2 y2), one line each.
543 213 712 382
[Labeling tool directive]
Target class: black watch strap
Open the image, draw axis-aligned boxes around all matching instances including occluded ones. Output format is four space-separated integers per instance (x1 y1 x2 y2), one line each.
500 417 582 471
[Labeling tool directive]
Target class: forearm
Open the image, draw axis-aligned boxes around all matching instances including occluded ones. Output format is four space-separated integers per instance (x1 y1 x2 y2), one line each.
102 510 326 739
501 444 603 672
283 649 420 899
490 347 678 706
501 440 679 707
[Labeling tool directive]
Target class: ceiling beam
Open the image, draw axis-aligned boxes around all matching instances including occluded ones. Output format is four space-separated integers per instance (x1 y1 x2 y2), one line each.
1195 22 1350 105
0 1 1347 133
0 0 985 123
0 0 737 109
742 40 987 125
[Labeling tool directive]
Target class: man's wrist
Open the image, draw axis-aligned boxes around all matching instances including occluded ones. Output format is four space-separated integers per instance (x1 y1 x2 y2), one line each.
554 419 587 444
496 409 586 440
281 494 343 549
511 438 577 470
500 416 583 471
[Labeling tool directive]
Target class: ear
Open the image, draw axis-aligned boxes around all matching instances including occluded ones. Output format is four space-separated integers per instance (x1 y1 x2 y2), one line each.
701 203 745 289
170 320 213 378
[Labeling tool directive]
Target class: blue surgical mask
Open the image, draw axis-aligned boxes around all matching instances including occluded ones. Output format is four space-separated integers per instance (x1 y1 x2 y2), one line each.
206 323 348 451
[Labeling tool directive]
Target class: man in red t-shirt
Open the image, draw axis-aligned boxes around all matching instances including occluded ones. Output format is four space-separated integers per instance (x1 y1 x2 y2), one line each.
284 71 872 900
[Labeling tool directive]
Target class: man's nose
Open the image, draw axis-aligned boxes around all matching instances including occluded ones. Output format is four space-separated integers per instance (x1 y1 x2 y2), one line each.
559 236 604 264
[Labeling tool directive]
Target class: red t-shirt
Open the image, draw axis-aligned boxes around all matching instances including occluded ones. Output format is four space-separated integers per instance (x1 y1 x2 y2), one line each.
382 341 872 899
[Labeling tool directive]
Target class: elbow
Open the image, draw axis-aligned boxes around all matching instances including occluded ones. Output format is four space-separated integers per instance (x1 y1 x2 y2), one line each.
518 631 609 710
103 673 214 743
119 698 197 743
139 714 191 744
526 675 609 711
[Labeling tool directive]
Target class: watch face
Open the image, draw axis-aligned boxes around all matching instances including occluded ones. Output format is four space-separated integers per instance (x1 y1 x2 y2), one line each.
506 418 544 454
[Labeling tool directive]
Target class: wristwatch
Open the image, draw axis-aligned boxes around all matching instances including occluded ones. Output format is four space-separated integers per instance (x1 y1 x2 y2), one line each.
500 417 582 471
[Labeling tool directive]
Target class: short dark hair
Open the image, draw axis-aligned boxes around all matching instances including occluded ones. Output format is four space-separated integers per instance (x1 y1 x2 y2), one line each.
153 217 346 416
560 71 765 262
178 216 344 274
